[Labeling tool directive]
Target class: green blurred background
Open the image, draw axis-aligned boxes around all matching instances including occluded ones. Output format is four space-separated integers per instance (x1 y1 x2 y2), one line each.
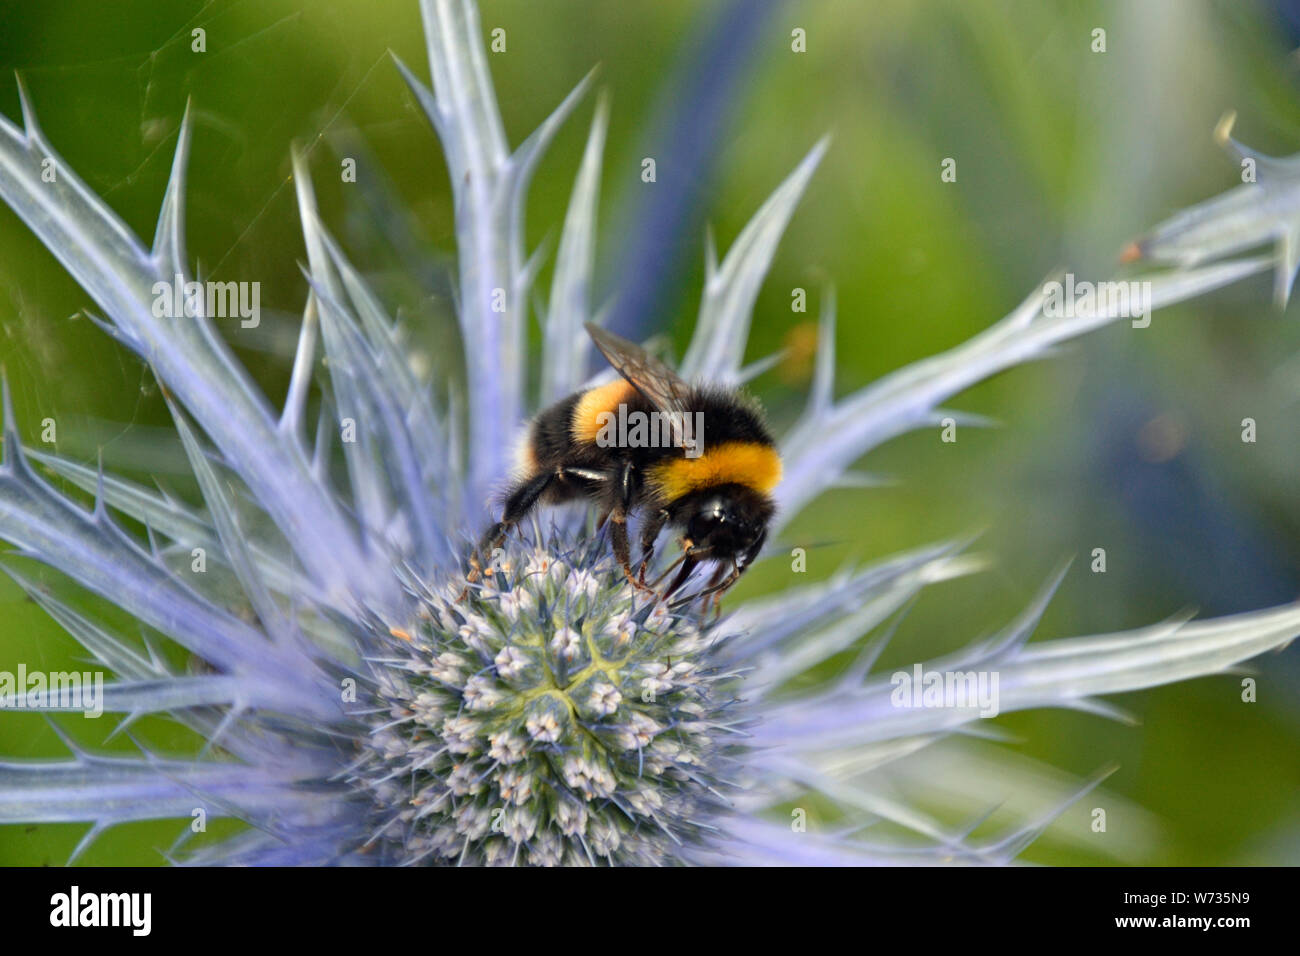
1 0 1299 864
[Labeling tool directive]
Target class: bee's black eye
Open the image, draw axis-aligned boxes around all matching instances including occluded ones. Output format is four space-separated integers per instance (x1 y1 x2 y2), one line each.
688 499 732 540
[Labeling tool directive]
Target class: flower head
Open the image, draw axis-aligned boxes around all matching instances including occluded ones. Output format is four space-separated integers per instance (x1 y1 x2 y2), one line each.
356 539 737 865
0 0 1296 866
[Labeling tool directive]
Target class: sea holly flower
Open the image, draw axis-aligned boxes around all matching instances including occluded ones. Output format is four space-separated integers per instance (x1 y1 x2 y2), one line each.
0 0 1294 865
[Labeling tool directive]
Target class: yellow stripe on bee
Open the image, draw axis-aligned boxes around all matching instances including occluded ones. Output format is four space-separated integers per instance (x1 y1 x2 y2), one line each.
571 380 636 443
647 441 782 500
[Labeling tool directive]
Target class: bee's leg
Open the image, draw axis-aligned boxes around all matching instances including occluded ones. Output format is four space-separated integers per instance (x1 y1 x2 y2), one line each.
464 472 557 593
648 549 688 587
671 530 766 610
676 562 729 616
704 563 732 619
659 538 715 597
610 515 644 591
670 561 735 611
610 460 653 593
662 554 700 599
636 509 669 586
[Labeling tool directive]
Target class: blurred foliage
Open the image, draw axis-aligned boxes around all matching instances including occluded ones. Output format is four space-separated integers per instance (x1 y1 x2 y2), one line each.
1 0 1299 865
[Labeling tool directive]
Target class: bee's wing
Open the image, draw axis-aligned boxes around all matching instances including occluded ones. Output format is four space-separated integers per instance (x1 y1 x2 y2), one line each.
585 322 693 448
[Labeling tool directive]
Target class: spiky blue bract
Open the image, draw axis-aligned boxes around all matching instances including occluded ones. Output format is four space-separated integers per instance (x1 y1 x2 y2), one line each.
0 0 1293 865
1126 111 1300 307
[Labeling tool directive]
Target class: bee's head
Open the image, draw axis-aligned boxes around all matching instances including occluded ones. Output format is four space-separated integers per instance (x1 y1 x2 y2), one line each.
677 484 773 560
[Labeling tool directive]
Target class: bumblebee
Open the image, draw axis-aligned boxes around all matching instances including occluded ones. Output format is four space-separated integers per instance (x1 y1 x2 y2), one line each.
474 323 780 603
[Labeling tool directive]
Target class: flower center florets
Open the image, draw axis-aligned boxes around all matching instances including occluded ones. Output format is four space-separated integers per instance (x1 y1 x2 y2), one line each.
356 538 739 865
